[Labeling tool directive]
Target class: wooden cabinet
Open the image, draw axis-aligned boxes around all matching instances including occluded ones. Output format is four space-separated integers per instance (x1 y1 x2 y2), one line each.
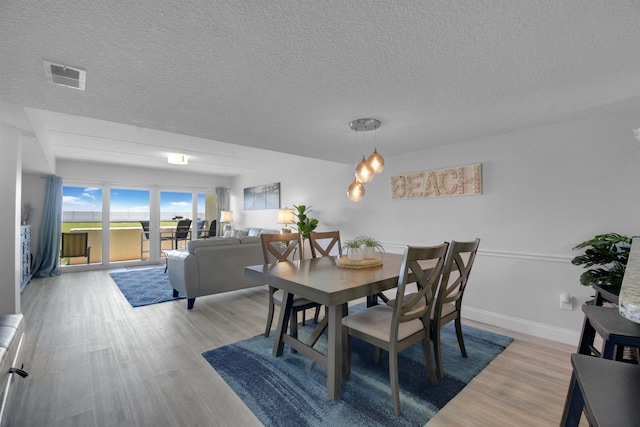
20 225 31 291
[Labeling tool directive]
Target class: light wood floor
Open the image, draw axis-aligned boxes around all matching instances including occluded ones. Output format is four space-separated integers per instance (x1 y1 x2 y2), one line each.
3 269 587 426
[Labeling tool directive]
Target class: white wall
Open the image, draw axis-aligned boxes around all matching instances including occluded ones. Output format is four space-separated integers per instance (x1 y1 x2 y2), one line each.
231 107 640 345
0 126 23 314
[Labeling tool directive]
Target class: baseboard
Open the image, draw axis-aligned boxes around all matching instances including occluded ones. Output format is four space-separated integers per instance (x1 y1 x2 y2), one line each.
463 307 581 346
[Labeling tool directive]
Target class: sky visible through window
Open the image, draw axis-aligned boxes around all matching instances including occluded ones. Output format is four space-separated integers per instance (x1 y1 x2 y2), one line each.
63 186 205 213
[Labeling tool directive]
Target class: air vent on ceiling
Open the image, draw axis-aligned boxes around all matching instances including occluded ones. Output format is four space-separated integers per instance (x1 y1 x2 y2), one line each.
43 60 86 90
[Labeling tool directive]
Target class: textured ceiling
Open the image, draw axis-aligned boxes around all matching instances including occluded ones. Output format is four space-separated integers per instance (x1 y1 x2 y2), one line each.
2 1 640 175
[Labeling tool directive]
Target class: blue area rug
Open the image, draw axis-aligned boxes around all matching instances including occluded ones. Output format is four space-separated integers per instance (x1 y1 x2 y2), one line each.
109 266 184 307
203 306 513 426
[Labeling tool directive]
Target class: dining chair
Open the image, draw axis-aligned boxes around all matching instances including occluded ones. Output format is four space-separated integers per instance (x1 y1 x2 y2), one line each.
431 238 480 379
261 232 323 339
305 231 342 344
342 242 449 416
309 230 342 258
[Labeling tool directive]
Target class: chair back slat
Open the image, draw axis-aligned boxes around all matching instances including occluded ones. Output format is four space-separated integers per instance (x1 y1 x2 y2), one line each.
309 231 342 258
261 233 302 264
392 243 449 332
436 239 480 311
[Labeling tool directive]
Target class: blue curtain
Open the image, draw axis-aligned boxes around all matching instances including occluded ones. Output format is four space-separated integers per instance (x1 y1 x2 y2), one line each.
32 176 63 277
215 187 230 236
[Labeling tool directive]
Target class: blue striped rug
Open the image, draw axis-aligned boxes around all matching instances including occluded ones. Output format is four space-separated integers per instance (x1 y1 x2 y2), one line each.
110 266 184 307
203 307 512 426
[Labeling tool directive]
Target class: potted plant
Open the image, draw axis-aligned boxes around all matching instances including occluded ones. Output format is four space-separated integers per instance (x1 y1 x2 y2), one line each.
357 235 385 259
292 205 318 239
343 239 363 261
571 233 632 290
292 205 319 258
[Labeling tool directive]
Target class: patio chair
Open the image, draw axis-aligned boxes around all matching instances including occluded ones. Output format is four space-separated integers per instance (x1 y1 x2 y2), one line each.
161 219 192 250
139 220 150 259
199 219 217 238
61 232 91 265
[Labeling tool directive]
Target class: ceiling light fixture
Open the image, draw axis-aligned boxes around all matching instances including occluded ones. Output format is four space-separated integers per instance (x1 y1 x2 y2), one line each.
346 118 383 201
347 174 366 202
167 153 188 165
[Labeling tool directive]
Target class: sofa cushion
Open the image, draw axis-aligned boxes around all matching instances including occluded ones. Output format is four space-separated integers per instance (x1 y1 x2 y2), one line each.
247 228 262 237
232 229 249 238
188 237 240 254
239 236 261 244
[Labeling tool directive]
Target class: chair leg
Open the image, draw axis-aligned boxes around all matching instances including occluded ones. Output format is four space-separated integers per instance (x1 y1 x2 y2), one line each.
373 347 382 364
454 316 467 358
302 309 306 326
422 334 438 386
290 309 298 354
389 345 402 416
264 287 276 337
433 324 444 379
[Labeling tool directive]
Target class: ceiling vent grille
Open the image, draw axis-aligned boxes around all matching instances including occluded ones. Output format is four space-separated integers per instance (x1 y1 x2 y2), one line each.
43 60 86 90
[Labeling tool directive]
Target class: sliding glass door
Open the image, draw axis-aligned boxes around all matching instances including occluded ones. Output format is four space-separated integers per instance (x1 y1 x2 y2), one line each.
110 188 150 262
61 185 103 265
160 191 193 252
62 182 217 267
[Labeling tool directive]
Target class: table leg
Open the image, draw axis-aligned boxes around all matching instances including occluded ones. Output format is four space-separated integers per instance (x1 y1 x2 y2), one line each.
272 291 293 357
327 303 347 400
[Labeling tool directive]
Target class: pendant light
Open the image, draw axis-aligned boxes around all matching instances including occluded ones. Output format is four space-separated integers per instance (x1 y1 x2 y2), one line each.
346 118 383 201
367 125 384 173
355 155 374 183
347 175 365 202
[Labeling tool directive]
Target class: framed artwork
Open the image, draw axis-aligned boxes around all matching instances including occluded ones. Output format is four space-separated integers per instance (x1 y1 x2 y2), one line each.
244 182 281 210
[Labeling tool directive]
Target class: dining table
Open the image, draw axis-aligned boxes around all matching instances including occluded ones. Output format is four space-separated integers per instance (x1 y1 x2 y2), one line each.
244 252 439 400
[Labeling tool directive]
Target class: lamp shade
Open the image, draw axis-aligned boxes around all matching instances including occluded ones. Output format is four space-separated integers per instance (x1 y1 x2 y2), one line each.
355 155 374 183
347 179 365 202
277 208 295 224
367 148 385 174
220 210 233 222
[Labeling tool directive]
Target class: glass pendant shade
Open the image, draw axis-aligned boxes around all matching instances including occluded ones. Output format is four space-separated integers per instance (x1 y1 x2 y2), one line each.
355 156 374 183
367 148 385 174
347 179 365 202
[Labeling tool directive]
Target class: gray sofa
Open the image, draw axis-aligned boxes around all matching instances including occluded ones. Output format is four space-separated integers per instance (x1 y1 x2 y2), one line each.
166 229 277 309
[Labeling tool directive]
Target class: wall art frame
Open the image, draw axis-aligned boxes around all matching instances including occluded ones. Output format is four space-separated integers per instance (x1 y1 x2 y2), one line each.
243 182 281 210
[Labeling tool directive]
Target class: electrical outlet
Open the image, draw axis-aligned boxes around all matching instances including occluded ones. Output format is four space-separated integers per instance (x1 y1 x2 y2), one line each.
560 292 573 310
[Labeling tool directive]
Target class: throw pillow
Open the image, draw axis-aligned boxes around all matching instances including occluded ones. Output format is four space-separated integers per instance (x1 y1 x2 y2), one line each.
232 229 249 238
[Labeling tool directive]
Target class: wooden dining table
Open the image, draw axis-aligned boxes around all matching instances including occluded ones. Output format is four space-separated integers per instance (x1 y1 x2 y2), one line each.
244 252 438 400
